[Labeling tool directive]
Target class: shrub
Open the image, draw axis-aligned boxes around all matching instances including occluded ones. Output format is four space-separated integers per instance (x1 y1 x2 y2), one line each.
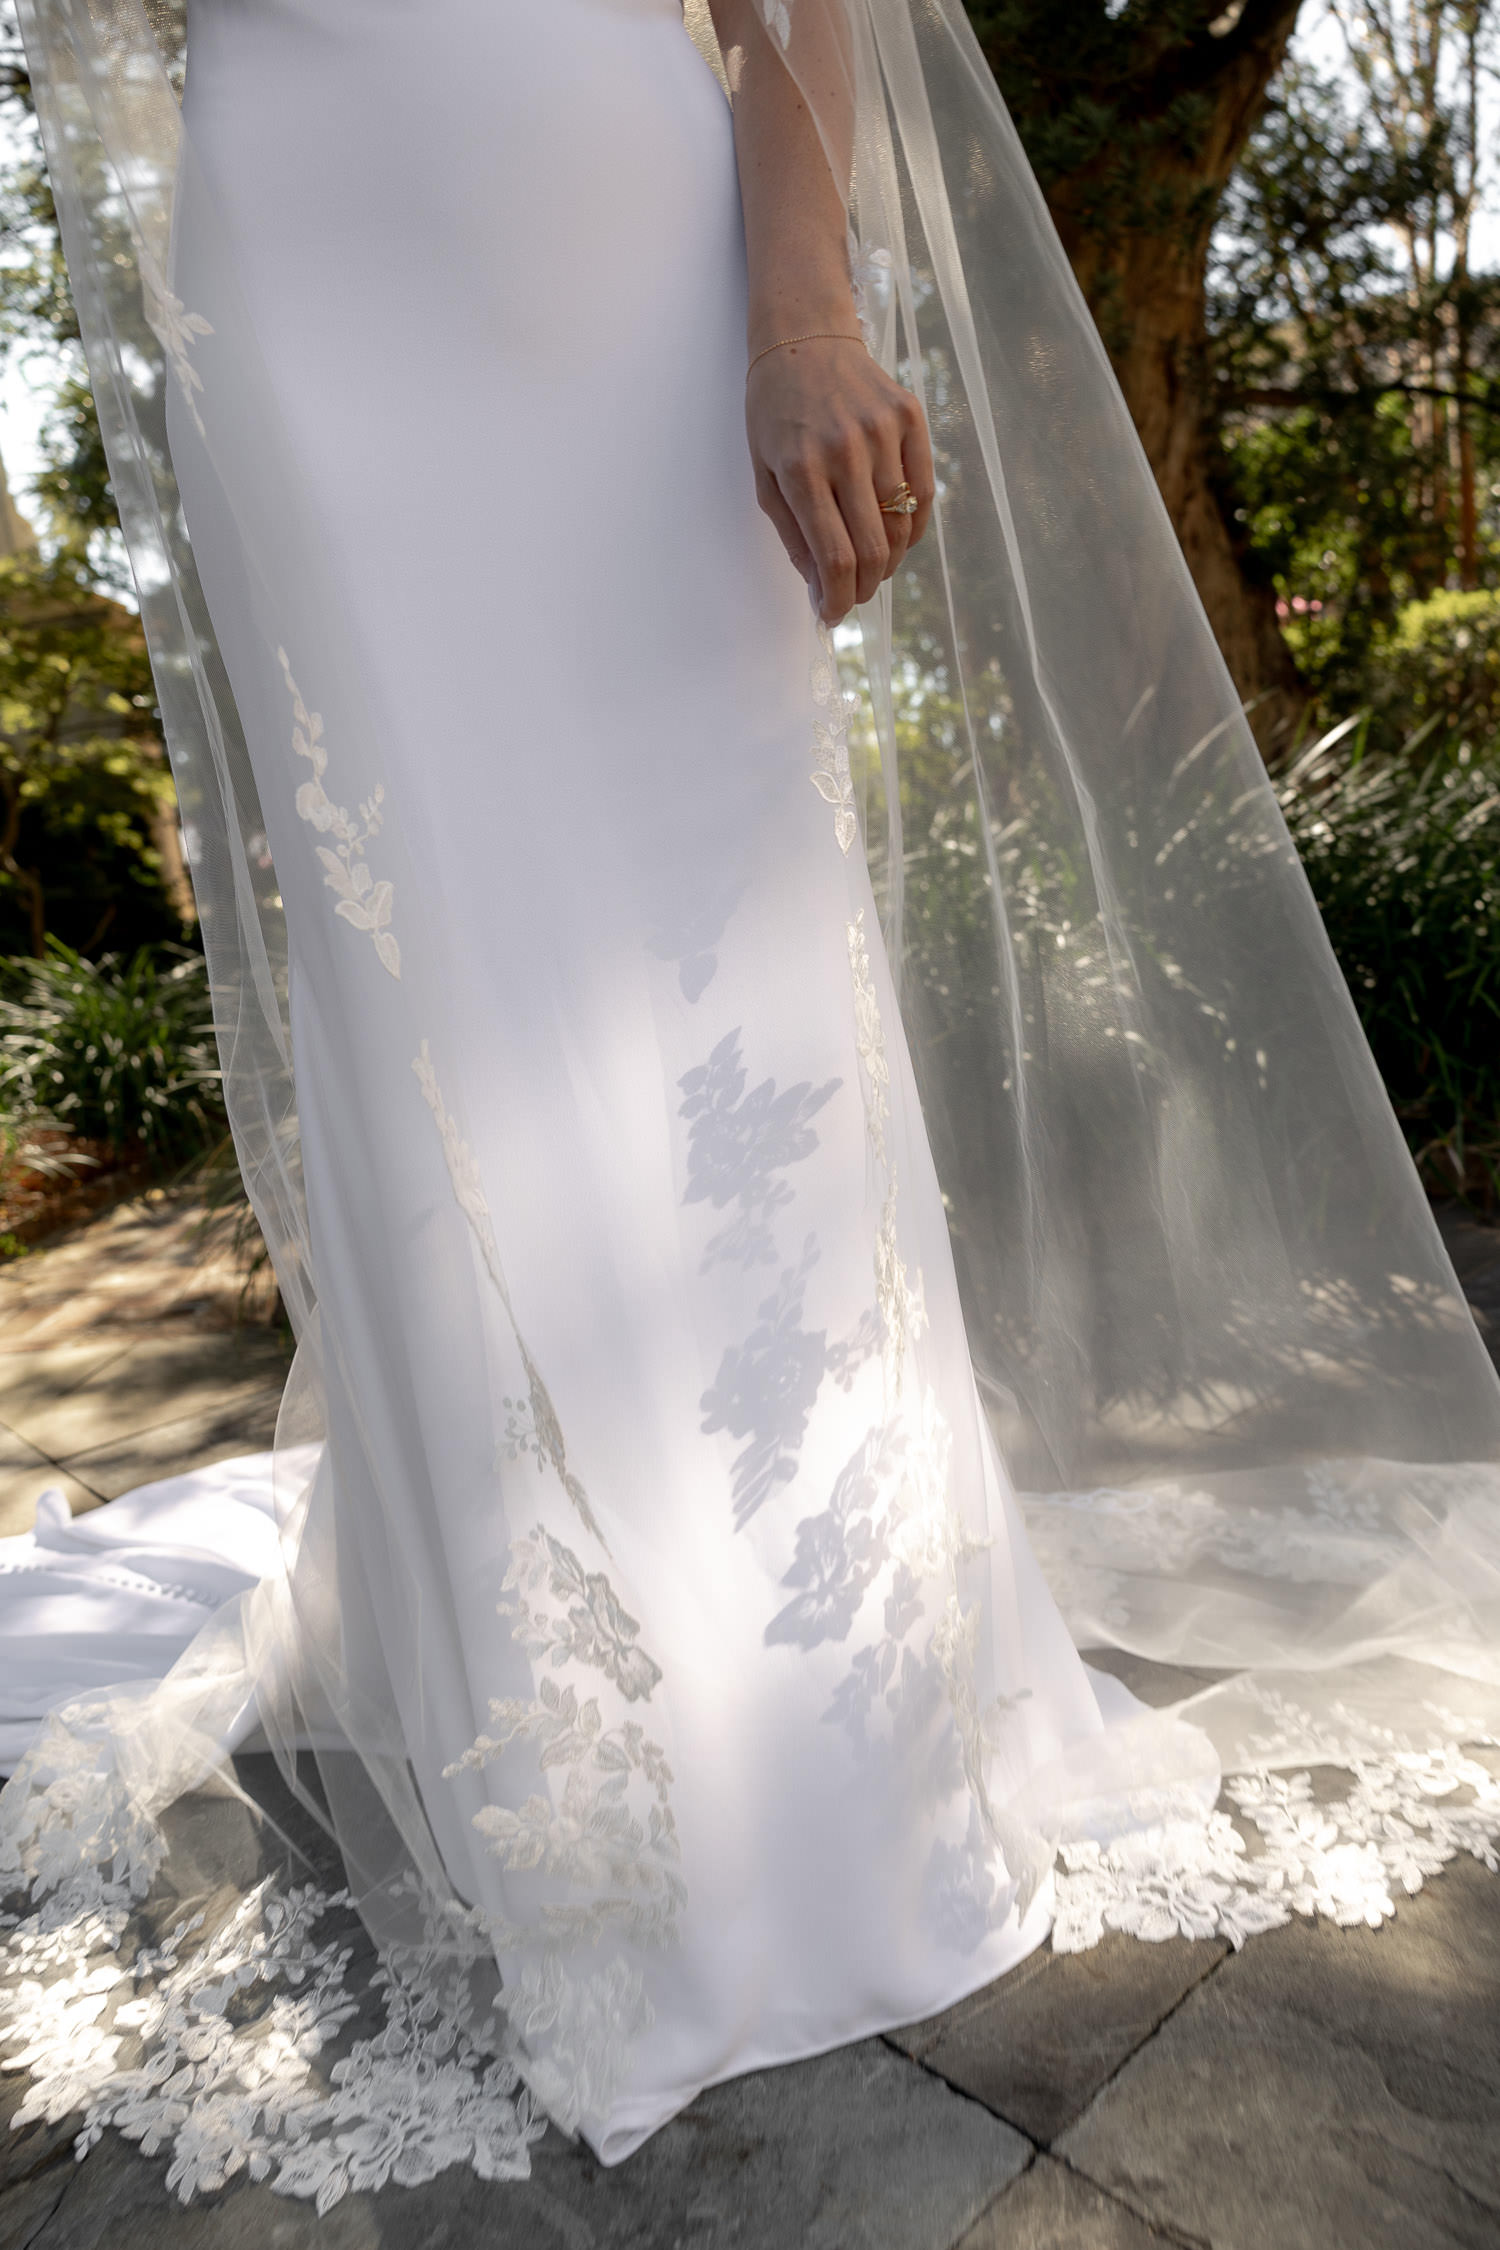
1277 722 1500 1201
0 939 224 1167
1365 590 1500 758
0 549 189 958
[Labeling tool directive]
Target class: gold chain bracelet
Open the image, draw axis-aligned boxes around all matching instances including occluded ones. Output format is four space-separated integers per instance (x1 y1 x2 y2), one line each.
746 330 867 376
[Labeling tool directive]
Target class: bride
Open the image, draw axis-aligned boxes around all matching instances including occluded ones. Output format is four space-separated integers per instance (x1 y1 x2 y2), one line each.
3 0 1499 2203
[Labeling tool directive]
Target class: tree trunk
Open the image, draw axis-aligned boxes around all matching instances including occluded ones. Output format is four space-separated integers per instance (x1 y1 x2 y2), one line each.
973 0 1310 753
1067 217 1306 752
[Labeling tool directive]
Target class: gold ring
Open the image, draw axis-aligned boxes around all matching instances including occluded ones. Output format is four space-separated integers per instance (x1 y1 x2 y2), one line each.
879 482 919 517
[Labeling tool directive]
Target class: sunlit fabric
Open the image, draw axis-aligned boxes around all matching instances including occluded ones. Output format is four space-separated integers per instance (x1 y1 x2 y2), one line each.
0 0 1496 2200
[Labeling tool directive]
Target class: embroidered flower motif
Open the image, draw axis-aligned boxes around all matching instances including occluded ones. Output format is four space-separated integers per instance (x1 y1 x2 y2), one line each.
279 649 400 978
0 1803 543 2211
759 0 793 49
810 625 858 853
848 234 894 356
2 1623 1497 2194
847 911 890 1168
500 1528 663 1703
444 1529 683 2135
796 639 1046 1937
141 267 214 439
412 1043 601 1543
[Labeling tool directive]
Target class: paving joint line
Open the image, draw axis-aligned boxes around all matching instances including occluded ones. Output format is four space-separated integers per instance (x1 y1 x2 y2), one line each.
1046 1937 1235 2144
947 2145 1212 2250
8 2165 73 2250
910 1940 1236 2247
893 1934 1235 2153
0 2130 84 2199
939 2144 1041 2250
1053 2147 1216 2250
0 1418 98 1495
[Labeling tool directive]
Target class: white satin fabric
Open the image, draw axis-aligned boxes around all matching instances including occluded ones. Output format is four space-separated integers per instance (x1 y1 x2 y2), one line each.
0 1455 289 1768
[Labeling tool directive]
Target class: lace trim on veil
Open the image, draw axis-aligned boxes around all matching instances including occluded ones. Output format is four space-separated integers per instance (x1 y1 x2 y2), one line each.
2 1686 1497 2205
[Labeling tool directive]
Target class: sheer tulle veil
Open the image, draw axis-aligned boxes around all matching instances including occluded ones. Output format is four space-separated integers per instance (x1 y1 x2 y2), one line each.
4 0 1500 2183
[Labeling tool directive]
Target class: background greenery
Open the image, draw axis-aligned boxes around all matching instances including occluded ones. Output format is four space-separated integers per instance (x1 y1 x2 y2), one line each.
0 0 1496 1216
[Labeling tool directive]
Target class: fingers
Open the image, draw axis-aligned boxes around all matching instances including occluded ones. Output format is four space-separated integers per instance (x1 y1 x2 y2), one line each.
795 476 861 624
771 445 859 623
748 369 936 624
755 468 819 601
777 433 899 623
898 389 936 550
866 432 915 580
834 456 897 609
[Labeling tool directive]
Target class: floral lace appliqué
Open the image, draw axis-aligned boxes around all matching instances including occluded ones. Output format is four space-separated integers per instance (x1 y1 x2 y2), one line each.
500 1528 662 1703
1051 1708 1500 1955
413 1042 601 1544
758 0 793 50
279 649 400 978
846 910 890 1168
142 269 214 441
798 637 1049 1929
445 1527 684 2134
0 1720 543 2211
810 626 858 855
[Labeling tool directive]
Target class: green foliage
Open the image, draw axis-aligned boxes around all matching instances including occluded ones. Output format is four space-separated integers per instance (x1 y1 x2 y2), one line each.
0 939 224 1166
965 2 1273 224
1370 589 1500 748
864 640 1500 1204
30 370 131 585
0 547 186 956
1277 720 1500 1197
1212 13 1500 711
0 85 78 361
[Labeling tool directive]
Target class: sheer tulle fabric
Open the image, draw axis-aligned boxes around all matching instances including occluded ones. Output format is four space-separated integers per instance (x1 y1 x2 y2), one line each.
749 0 1500 1705
0 0 1496 2205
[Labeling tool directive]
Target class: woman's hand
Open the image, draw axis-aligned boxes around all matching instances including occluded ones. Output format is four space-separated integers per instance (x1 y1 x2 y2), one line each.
745 336 934 625
704 0 931 622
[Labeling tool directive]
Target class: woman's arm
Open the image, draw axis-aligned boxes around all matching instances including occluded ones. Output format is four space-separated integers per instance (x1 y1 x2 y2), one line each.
705 0 934 624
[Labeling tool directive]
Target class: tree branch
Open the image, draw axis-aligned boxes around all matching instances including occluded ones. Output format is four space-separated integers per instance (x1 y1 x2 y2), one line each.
1223 378 1500 420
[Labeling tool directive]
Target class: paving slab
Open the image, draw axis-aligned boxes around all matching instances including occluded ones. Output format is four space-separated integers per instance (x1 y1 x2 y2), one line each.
0 1431 98 1537
1436 1202 1500 1372
14 2035 1029 2250
0 1193 279 1353
0 2162 72 2250
0 2062 86 2200
1058 1850 1500 2250
0 1334 289 1462
0 1345 135 1440
50 1394 284 1504
956 2155 1187 2249
891 1931 1229 2145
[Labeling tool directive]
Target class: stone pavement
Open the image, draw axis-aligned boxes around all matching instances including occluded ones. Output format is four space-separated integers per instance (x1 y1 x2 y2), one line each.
0 1188 287 1539
0 1192 1498 2250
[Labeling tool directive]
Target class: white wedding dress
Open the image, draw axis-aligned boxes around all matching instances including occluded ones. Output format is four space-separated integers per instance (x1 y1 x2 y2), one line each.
2 0 1199 2164
4 0 1499 2204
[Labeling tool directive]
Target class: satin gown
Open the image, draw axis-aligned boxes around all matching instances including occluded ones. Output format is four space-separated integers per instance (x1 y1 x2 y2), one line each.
2 0 1175 2162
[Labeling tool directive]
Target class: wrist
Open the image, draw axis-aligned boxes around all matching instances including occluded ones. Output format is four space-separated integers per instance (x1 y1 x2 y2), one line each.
746 284 860 363
746 329 867 379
